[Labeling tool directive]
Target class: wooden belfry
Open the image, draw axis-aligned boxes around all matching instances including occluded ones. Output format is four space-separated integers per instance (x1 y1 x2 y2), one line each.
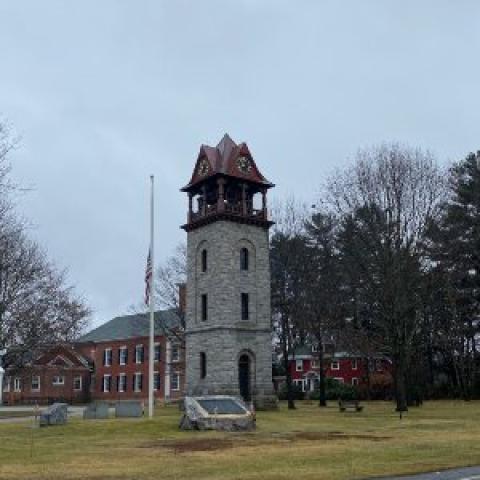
181 134 274 231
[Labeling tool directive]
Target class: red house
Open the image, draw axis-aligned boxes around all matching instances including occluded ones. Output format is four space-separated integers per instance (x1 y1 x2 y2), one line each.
288 345 392 395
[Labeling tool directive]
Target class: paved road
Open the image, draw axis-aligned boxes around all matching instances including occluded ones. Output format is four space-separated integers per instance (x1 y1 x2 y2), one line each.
380 466 480 480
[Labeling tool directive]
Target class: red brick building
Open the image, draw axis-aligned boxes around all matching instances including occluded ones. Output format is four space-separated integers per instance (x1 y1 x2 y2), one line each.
2 310 185 405
75 310 185 403
288 345 393 394
2 345 91 405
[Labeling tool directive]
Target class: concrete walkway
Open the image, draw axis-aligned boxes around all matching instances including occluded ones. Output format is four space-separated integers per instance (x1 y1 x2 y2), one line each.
381 466 480 480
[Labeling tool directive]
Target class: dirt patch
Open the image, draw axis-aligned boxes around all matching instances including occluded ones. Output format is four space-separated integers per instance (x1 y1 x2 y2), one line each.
140 438 236 454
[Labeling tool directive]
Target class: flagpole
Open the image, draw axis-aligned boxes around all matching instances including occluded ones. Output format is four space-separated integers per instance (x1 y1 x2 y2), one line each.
148 175 155 419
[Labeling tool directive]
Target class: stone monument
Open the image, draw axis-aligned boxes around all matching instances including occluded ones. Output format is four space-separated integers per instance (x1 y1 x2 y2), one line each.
181 134 277 410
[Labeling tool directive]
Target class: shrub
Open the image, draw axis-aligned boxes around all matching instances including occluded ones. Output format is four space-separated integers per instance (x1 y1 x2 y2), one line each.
308 378 358 401
277 383 305 400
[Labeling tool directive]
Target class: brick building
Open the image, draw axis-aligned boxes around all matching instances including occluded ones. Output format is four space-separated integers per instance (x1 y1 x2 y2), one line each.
75 310 185 403
2 345 91 405
288 345 393 394
2 310 185 405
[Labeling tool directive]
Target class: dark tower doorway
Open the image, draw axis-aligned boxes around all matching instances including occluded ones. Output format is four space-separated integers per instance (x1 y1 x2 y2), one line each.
238 354 251 402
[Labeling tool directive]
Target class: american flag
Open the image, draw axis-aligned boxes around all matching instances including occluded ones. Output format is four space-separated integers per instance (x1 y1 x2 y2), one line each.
144 248 152 306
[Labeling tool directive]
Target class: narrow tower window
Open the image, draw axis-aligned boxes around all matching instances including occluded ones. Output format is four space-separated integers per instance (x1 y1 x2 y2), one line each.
240 248 249 271
241 293 249 320
200 352 207 379
201 249 207 272
201 294 208 321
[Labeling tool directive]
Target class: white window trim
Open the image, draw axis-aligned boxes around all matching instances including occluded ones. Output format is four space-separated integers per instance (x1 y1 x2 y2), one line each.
171 345 180 363
119 346 128 366
135 345 144 364
14 377 21 392
31 375 41 392
334 377 344 383
352 359 358 370
293 379 305 392
3 377 10 392
103 374 111 393
118 373 127 393
134 372 143 392
352 377 359 386
104 348 112 367
311 360 320 369
154 342 161 363
52 375 65 386
73 376 82 391
295 359 303 372
331 361 340 370
171 373 180 391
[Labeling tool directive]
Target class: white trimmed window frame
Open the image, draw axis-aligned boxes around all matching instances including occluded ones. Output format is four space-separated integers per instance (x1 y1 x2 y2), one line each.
295 359 303 372
352 377 359 386
311 359 320 369
119 346 128 366
334 377 344 383
104 348 112 367
118 373 127 393
293 379 305 392
3 377 10 392
31 375 41 392
331 360 340 370
52 375 65 386
135 345 144 364
154 343 161 363
102 374 111 393
134 372 143 392
171 345 180 362
14 377 21 392
171 373 180 391
352 359 358 370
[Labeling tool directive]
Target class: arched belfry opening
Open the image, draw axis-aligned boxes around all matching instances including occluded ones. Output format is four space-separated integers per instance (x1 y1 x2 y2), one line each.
182 134 278 409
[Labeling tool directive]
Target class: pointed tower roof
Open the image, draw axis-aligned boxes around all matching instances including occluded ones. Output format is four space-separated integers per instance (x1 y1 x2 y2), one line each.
181 134 274 192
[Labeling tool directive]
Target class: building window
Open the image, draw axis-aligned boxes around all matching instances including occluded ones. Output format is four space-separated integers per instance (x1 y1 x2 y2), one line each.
3 377 10 392
311 359 320 369
293 379 305 392
171 373 180 391
200 352 206 379
201 294 208 321
154 343 161 362
240 248 249 271
154 372 161 391
31 376 40 392
102 375 111 392
118 374 127 393
119 346 128 365
334 377 344 383
103 348 112 366
201 249 207 273
241 293 249 320
295 359 303 372
134 373 143 392
171 344 180 362
52 375 65 386
73 376 82 391
14 377 21 392
352 377 359 386
135 345 144 364
331 361 340 370
351 359 358 370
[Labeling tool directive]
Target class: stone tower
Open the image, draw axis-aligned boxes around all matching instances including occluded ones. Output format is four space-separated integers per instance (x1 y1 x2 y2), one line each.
181 134 277 409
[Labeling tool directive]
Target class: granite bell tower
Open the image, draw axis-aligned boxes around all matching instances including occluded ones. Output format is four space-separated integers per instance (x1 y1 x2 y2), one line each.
181 134 277 409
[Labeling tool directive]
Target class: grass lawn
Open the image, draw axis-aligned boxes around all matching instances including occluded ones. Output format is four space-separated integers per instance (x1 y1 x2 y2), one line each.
0 400 479 480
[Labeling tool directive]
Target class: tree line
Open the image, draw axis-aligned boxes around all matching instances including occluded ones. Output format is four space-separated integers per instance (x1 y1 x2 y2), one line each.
0 120 90 370
271 144 480 411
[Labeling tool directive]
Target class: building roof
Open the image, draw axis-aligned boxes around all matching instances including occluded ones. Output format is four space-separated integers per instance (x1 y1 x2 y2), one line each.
76 309 181 343
181 133 274 192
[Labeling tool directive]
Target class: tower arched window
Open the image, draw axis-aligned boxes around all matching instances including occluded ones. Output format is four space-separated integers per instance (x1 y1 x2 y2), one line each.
200 352 207 379
240 247 249 271
201 249 207 273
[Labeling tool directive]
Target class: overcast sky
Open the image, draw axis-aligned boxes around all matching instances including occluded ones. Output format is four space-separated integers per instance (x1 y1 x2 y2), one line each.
1 1 479 329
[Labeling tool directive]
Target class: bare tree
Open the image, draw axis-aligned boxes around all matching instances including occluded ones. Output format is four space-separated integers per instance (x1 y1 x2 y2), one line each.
325 143 445 411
